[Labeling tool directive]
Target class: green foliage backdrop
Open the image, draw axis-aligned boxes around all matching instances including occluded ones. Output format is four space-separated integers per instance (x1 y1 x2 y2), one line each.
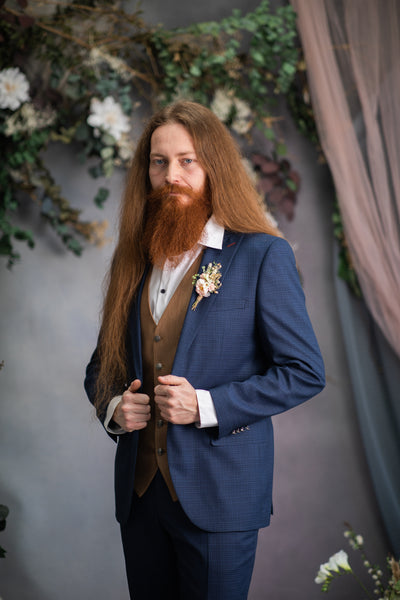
0 0 311 267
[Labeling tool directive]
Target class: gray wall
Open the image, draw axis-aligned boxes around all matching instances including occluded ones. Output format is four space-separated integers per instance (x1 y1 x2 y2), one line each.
0 2 391 599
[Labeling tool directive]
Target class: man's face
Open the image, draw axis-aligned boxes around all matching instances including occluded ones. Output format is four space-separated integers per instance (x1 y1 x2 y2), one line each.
149 123 207 205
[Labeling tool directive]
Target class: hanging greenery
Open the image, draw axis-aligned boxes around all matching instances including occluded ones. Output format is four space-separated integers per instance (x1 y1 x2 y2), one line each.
0 0 303 268
0 0 361 297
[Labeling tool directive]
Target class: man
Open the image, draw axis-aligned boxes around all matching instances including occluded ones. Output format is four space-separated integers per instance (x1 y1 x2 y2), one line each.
84 100 325 599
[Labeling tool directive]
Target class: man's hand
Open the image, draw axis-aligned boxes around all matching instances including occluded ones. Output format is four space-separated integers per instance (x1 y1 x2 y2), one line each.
112 379 150 432
155 375 199 425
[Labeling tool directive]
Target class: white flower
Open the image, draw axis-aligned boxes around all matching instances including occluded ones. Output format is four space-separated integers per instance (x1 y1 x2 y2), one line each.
87 96 130 141
210 90 253 135
210 89 233 122
233 97 252 120
4 103 55 136
356 535 364 546
328 550 352 573
232 97 252 134
315 562 331 584
0 67 30 110
116 133 135 161
195 278 212 298
315 551 352 585
87 47 133 81
231 117 251 135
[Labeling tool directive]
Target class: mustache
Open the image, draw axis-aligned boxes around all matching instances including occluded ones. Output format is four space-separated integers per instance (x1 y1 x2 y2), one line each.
147 184 204 203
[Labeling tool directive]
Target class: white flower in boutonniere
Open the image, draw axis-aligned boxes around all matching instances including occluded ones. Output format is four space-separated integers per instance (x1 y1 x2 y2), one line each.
191 262 222 311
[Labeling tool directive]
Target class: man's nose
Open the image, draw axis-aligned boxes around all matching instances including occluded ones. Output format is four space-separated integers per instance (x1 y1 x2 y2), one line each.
165 162 180 184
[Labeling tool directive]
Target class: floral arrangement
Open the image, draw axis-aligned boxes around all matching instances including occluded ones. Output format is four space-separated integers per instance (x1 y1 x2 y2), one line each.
0 0 304 268
315 526 400 599
192 262 222 310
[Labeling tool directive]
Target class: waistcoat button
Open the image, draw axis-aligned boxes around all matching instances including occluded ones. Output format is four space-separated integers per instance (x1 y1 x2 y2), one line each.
157 447 165 456
155 362 162 370
157 419 164 428
154 335 161 342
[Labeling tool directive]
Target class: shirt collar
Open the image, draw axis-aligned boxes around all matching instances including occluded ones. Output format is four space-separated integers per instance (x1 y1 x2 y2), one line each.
198 216 224 250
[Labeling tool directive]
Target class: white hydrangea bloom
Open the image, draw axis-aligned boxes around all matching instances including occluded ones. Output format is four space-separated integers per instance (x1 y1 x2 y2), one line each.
233 97 252 120
232 97 252 134
210 89 233 122
0 67 30 110
87 96 130 141
210 90 253 134
231 117 251 135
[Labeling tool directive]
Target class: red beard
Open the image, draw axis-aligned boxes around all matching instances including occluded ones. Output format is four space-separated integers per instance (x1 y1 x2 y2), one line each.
143 184 211 267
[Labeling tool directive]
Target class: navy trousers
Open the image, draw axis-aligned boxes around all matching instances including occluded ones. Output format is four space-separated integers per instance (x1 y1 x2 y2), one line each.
120 471 259 600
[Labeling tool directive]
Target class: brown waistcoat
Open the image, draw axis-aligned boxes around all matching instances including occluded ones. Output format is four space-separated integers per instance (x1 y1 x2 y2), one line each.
134 253 203 500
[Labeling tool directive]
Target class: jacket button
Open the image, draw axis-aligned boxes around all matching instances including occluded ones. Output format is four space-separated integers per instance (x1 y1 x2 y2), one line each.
155 362 162 370
157 419 164 428
154 335 161 342
157 447 165 456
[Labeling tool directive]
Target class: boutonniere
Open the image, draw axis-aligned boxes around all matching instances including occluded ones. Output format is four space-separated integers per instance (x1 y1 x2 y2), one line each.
191 262 222 311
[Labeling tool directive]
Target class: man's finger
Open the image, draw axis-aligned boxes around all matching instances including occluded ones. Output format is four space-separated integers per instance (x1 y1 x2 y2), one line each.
124 403 150 414
122 389 150 405
157 374 183 386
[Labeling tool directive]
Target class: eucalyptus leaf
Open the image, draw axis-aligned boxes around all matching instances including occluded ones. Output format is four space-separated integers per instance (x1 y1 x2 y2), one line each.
101 133 116 146
100 147 114 160
94 187 109 208
75 123 90 142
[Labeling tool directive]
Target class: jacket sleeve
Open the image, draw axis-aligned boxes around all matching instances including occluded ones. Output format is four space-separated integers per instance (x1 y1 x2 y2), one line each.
84 346 119 442
209 237 325 439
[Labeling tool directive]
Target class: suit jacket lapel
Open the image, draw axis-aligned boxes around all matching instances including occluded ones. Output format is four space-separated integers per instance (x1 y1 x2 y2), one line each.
173 231 243 371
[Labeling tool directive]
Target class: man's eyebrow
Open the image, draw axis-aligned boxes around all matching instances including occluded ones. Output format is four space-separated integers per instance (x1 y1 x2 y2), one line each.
149 150 197 157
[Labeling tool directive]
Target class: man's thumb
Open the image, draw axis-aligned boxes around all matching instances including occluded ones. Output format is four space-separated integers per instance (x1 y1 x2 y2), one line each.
128 379 142 392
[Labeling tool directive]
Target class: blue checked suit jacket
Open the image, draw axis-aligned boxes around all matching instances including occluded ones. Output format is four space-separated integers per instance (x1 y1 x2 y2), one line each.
85 231 325 532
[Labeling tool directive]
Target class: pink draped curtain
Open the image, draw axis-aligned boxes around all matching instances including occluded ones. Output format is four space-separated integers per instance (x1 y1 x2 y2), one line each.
291 0 400 359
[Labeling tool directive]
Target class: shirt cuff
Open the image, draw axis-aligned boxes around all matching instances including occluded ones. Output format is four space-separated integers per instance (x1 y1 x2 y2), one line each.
105 395 126 435
195 389 218 428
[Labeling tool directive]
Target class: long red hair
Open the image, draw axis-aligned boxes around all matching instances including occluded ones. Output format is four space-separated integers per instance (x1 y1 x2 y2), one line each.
95 100 282 413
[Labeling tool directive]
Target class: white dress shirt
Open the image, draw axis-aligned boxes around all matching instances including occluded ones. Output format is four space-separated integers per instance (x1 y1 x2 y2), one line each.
105 217 224 434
